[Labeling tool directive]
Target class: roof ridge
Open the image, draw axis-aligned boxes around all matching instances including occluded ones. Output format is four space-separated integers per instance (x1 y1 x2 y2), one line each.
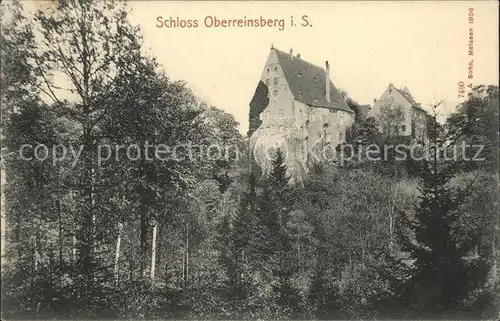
273 47 326 72
393 86 427 112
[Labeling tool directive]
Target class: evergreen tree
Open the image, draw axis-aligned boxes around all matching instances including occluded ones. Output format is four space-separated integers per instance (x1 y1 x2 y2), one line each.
393 108 494 317
255 149 302 316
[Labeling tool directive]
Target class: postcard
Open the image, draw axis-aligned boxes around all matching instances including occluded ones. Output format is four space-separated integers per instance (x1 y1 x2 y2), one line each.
1 0 498 319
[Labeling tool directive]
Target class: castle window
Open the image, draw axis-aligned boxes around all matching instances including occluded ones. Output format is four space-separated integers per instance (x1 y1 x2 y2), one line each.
267 68 270 73
273 77 278 85
265 79 270 86
323 123 329 128
401 125 406 132
314 98 320 104
273 89 278 97
278 109 284 117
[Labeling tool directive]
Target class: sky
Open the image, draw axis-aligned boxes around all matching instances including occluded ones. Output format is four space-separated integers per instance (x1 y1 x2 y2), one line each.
126 1 499 132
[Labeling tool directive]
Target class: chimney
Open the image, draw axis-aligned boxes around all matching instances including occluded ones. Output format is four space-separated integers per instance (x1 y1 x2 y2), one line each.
290 48 293 60
325 61 330 102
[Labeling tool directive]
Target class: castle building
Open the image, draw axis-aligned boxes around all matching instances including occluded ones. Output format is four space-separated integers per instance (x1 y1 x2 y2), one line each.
248 46 354 183
370 83 428 140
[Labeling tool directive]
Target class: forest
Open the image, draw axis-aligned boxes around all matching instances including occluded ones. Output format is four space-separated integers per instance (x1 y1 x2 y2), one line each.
1 1 499 320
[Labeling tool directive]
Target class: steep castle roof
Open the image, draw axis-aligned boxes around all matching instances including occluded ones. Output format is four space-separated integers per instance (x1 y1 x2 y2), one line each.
393 85 426 112
273 48 353 113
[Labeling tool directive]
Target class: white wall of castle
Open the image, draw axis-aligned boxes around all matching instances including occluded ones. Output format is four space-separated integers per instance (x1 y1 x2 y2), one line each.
250 50 354 183
371 86 426 139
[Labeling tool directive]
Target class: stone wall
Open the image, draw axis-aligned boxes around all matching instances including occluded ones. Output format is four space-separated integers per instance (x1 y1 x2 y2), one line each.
249 50 354 183
371 86 413 136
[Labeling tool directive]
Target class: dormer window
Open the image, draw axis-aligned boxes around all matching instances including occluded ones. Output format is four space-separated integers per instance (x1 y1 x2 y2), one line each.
313 76 318 81
297 73 302 78
266 68 270 73
274 67 278 71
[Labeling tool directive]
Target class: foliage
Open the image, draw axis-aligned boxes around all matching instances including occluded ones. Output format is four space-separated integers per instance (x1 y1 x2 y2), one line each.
389 112 498 319
247 80 270 137
446 85 499 172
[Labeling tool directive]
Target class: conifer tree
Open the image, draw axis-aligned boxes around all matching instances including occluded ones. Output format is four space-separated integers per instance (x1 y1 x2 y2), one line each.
393 106 494 316
256 149 301 316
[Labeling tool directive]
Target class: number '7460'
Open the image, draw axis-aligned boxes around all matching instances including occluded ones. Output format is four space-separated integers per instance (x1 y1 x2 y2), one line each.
458 81 473 98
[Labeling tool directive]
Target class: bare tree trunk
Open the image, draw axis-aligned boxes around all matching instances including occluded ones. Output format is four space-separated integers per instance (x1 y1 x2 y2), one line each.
361 237 368 269
56 167 64 264
150 221 157 281
33 235 38 272
493 223 499 281
298 243 302 272
57 198 63 263
139 188 149 278
389 211 394 250
184 223 189 283
91 167 96 254
348 250 352 271
72 234 77 263
114 221 123 285
181 253 185 281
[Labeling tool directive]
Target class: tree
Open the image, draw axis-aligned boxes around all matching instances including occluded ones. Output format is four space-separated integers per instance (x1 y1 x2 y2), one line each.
339 89 362 123
446 85 499 171
216 171 260 317
248 81 269 137
28 0 149 286
379 103 405 138
392 105 495 317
